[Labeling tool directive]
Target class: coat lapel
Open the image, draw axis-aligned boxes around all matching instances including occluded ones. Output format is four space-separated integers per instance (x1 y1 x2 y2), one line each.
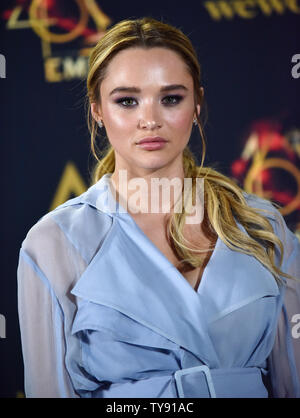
69 173 280 367
71 213 220 366
197 235 280 324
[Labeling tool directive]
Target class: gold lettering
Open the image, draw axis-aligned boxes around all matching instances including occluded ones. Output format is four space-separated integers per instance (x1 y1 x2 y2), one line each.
28 0 111 44
49 162 87 211
84 0 112 30
6 6 32 29
44 57 63 82
203 0 300 19
285 0 300 12
233 0 257 17
203 1 235 20
63 57 88 80
29 0 89 43
269 0 285 13
255 0 273 15
244 156 300 216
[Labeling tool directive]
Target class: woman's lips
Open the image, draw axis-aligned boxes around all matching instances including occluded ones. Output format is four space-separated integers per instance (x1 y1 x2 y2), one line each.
136 137 168 150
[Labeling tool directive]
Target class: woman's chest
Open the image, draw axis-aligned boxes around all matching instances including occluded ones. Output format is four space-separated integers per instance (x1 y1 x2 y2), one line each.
130 215 215 291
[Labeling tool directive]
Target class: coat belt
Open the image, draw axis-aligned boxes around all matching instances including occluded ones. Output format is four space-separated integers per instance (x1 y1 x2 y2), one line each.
174 365 268 398
82 366 269 398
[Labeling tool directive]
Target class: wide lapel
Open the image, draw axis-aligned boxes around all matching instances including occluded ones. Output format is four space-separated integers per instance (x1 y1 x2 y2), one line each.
70 174 220 366
71 214 221 366
197 228 280 324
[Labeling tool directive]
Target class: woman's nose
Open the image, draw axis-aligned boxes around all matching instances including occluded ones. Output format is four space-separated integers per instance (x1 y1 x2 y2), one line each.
138 119 162 130
137 103 162 130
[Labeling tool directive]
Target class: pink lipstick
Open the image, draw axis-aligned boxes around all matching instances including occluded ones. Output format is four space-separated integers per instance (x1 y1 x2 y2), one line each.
136 137 168 150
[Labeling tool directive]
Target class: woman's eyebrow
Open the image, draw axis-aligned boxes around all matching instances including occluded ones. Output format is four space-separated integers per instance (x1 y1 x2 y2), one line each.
161 84 188 93
109 84 188 96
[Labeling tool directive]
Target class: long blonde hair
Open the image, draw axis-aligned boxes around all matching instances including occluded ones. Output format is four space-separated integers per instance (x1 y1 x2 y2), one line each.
86 17 293 284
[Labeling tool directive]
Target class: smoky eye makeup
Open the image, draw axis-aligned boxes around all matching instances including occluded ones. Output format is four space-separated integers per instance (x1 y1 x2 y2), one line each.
115 97 137 107
161 94 184 105
114 94 185 107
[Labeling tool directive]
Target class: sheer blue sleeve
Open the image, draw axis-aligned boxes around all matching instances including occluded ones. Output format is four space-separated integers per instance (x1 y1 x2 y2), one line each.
17 215 86 397
267 209 300 397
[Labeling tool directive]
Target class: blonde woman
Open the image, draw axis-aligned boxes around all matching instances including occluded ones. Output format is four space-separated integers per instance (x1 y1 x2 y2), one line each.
18 17 300 398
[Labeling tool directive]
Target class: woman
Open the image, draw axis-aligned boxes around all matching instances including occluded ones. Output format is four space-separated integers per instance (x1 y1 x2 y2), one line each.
17 17 300 398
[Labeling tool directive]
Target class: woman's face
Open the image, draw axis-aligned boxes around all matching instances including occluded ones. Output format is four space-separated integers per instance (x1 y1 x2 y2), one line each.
91 47 201 179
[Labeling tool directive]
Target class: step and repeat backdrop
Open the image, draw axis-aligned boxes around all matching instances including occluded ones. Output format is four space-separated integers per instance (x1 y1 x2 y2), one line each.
0 0 299 397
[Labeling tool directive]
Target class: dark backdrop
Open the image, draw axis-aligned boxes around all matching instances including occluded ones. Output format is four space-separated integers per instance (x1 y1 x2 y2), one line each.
0 0 299 397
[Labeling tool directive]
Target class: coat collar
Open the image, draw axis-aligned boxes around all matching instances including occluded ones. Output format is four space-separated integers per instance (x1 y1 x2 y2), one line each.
70 173 280 365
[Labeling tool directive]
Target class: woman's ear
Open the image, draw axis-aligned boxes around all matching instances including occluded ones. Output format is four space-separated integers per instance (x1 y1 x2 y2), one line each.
91 102 102 123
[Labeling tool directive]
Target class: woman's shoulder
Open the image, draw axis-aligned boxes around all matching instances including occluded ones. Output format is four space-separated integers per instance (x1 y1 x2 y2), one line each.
243 192 278 214
243 191 299 257
19 192 114 301
21 190 113 266
243 191 291 235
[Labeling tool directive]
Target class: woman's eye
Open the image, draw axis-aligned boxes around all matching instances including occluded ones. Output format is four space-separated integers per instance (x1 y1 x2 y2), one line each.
162 95 184 106
115 95 183 107
116 97 137 107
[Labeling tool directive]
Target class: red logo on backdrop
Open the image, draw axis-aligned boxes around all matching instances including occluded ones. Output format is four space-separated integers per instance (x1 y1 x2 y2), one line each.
1 0 112 82
231 120 300 235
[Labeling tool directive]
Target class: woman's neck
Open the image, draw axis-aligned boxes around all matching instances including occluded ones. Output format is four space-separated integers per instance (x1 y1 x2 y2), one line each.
110 166 186 216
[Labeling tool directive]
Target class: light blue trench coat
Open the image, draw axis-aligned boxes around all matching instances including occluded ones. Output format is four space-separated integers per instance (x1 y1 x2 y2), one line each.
17 173 300 397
